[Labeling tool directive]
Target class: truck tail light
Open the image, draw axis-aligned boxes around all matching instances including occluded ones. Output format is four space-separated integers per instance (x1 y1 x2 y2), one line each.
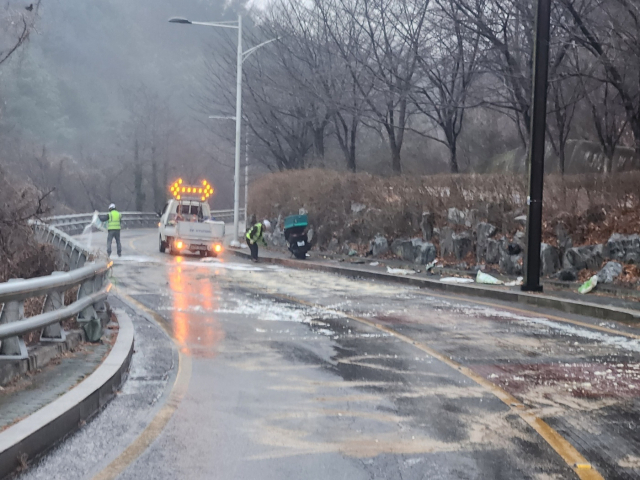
176 240 184 249
214 244 222 253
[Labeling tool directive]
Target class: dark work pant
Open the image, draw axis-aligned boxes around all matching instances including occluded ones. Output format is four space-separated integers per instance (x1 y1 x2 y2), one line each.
246 238 258 260
107 230 122 256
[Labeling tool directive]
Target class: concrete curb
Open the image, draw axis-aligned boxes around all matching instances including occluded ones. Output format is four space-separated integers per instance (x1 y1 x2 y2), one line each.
0 311 134 478
230 249 640 324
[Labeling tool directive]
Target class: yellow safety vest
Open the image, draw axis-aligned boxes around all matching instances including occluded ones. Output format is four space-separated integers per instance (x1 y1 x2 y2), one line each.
246 223 263 243
107 210 121 230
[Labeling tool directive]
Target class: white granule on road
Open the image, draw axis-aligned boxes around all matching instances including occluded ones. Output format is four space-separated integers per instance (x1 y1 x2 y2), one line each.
215 297 341 324
112 255 161 264
458 305 640 353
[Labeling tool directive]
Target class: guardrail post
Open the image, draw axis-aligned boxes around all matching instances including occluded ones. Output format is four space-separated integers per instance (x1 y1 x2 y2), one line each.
41 272 66 342
77 252 87 268
65 240 73 266
93 271 109 328
0 280 28 359
77 275 102 341
69 245 76 269
71 246 82 270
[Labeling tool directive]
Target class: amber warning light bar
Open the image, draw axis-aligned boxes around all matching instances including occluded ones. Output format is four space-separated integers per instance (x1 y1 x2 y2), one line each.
170 179 214 201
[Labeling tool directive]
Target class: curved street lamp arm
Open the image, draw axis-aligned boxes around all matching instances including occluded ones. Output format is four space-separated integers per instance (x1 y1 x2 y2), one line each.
242 38 278 62
191 20 239 29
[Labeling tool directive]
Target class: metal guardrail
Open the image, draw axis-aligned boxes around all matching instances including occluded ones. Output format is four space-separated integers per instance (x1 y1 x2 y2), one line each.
0 261 111 359
0 218 111 359
0 208 242 359
45 210 242 235
45 212 159 236
32 221 95 270
210 209 237 221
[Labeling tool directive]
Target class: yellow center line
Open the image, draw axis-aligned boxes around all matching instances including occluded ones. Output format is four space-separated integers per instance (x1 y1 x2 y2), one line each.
128 232 156 253
92 293 192 480
277 293 604 480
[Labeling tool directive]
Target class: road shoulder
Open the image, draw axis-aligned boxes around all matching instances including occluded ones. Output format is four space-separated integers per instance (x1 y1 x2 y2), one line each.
0 311 134 478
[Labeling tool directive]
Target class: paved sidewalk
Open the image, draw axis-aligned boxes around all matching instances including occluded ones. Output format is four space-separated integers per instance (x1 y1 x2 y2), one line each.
0 337 111 432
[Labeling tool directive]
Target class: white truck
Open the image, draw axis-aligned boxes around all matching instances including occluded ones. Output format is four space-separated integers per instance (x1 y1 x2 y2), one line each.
158 198 225 257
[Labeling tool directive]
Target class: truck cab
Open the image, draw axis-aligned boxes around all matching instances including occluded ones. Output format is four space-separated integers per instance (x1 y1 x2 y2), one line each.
158 198 225 256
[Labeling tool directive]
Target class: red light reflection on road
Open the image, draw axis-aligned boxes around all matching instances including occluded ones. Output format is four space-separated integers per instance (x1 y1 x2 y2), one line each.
168 262 224 357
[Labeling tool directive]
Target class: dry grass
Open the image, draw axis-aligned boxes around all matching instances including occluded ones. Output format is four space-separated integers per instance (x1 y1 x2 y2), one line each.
0 167 58 283
249 169 640 248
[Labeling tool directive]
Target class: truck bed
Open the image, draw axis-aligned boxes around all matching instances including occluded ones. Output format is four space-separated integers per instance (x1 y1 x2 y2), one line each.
176 220 225 240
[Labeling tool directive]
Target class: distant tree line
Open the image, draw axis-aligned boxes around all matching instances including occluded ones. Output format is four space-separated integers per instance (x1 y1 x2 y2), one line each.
0 1 237 214
205 0 639 175
0 82 236 214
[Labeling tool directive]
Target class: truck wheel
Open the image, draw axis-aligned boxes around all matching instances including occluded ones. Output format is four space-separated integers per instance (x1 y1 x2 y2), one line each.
159 235 166 253
167 238 176 256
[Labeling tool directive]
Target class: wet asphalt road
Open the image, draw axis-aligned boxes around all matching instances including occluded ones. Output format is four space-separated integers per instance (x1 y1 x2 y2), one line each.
18 229 640 479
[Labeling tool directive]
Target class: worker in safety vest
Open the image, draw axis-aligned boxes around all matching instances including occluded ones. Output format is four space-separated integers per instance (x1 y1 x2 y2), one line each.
106 203 122 257
246 219 271 262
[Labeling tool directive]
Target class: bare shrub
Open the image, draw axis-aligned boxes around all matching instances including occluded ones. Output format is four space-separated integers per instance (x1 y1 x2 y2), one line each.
250 169 640 247
0 167 58 282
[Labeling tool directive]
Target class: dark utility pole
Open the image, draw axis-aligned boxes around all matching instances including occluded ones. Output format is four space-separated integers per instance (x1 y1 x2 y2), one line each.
522 0 552 292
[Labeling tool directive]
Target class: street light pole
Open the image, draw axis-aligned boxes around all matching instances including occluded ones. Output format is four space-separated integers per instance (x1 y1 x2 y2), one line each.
244 128 249 228
169 15 277 247
208 115 249 230
522 0 552 292
233 14 243 247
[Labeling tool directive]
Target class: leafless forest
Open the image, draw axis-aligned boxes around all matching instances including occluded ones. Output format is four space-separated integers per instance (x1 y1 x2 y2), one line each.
208 0 640 177
1 0 639 217
0 0 237 217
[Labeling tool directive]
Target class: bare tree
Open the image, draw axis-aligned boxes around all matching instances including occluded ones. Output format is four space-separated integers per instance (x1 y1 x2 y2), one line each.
0 168 55 282
259 1 334 163
259 0 370 171
313 0 375 171
200 22 318 172
449 0 535 146
317 0 430 174
119 85 179 211
545 44 585 175
584 81 629 173
449 0 576 154
561 0 640 153
411 0 483 173
0 0 40 67
547 78 580 174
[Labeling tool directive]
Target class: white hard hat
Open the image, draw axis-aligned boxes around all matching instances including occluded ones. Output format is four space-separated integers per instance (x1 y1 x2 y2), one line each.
109 203 116 210
263 219 271 229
